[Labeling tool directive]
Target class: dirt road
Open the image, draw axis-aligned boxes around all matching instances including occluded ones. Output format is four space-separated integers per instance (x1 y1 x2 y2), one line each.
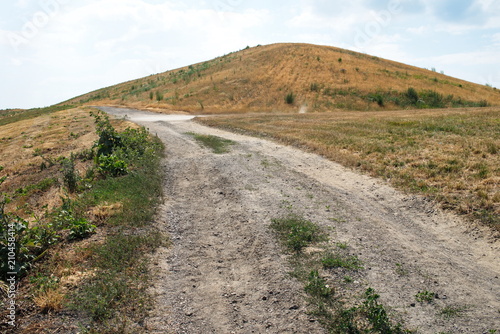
100 107 499 334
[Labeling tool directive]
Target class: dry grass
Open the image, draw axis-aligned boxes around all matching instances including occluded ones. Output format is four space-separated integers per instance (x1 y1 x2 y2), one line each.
33 289 65 313
0 107 96 216
198 107 500 230
0 107 136 218
64 43 500 114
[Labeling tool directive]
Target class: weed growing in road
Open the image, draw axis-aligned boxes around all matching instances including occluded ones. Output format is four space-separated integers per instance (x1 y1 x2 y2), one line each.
415 290 436 303
270 215 327 253
438 305 469 319
321 252 362 270
270 214 409 333
187 132 236 154
304 270 334 298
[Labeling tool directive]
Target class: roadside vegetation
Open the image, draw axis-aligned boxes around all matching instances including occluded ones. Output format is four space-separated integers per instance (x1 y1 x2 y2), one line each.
270 215 411 333
0 108 165 333
199 108 500 230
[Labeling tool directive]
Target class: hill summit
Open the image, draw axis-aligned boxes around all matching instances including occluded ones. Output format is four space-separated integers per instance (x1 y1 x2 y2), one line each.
66 43 500 113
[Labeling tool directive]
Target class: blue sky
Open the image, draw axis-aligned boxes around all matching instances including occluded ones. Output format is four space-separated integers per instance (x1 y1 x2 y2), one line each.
1 0 499 109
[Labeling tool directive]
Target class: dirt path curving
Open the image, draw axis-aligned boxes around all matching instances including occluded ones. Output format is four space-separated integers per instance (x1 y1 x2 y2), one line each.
99 107 499 334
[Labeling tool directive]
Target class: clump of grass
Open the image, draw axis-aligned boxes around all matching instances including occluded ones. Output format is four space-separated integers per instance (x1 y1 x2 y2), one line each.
321 252 362 270
304 270 334 298
270 215 327 253
187 132 236 154
438 305 469 319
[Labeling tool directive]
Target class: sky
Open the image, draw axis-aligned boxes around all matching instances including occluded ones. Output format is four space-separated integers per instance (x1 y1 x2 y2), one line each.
1 0 499 109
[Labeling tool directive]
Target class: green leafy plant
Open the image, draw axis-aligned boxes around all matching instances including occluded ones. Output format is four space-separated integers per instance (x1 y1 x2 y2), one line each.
415 290 436 303
362 288 406 333
91 111 123 157
96 154 128 177
69 218 96 240
0 192 34 280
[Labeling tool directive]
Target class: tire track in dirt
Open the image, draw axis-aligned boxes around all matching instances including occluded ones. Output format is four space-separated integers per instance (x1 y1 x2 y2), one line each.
100 107 499 334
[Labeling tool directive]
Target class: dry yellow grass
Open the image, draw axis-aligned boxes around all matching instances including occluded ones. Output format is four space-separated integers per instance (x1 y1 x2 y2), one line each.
0 107 136 218
33 288 65 313
0 107 96 216
198 107 500 230
65 43 500 114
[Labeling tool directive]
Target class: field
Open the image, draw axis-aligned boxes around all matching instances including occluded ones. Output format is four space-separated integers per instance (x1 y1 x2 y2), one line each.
198 107 500 230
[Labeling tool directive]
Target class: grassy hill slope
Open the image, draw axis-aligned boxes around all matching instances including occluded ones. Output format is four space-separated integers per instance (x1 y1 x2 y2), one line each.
65 43 500 113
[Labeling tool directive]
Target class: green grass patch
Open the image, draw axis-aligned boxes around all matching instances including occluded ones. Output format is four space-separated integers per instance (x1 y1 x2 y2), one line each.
438 305 469 319
73 232 164 322
270 215 327 253
187 132 236 154
321 252 362 270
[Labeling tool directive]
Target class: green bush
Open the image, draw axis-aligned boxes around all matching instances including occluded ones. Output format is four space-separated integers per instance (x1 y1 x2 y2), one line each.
285 92 295 105
96 154 128 177
91 111 123 157
406 87 419 105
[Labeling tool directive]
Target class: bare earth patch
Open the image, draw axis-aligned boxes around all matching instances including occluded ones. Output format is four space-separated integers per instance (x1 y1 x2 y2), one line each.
102 107 499 333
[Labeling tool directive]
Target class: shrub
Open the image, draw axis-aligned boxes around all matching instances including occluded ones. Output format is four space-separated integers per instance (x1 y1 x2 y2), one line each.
285 92 295 105
62 155 79 193
406 88 419 105
96 154 128 177
155 91 163 101
91 111 122 157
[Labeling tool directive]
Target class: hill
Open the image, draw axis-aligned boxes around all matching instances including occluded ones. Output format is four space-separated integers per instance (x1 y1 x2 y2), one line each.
65 43 500 113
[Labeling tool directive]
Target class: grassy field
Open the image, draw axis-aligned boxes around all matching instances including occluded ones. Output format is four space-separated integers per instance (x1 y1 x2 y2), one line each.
198 107 500 230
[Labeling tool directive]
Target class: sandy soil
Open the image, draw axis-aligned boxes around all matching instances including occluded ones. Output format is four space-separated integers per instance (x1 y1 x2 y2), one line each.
100 107 499 334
